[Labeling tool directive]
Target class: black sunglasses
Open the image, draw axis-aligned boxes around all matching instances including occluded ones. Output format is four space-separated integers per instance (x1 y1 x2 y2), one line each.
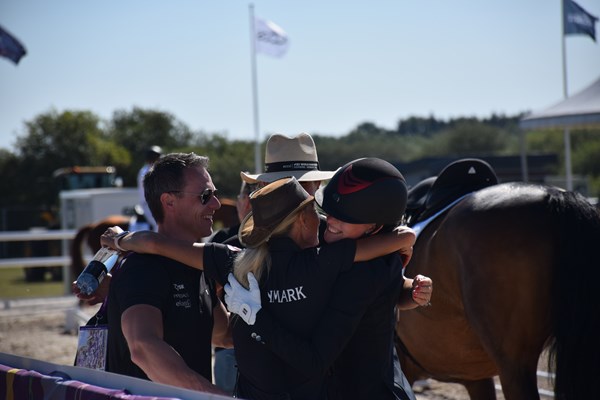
169 189 218 205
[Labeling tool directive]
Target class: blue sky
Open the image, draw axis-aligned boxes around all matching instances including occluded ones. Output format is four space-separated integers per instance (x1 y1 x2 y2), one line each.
1 0 599 152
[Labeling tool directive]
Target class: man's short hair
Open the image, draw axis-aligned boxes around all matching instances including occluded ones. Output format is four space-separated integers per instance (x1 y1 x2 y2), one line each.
144 152 210 223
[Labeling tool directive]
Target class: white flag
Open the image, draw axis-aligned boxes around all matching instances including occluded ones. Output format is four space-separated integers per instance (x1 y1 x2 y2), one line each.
254 17 289 58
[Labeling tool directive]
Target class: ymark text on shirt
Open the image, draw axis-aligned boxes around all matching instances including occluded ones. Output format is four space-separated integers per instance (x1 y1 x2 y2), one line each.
267 286 306 303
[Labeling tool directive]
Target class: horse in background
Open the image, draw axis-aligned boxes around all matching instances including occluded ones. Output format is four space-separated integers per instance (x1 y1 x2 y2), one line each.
69 215 130 281
69 198 239 281
396 159 600 400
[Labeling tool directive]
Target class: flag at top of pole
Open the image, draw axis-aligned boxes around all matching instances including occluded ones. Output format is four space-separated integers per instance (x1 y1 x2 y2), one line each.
0 25 27 65
254 17 289 58
563 0 598 41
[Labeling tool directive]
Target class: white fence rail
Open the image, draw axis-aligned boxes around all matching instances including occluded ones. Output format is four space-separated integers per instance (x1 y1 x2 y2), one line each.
0 229 76 267
0 229 77 294
0 229 76 242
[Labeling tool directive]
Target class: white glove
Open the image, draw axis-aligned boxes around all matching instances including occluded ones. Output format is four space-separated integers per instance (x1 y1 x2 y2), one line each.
224 272 262 325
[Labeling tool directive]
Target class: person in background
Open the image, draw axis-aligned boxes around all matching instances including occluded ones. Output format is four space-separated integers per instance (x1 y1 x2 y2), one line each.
209 179 256 394
105 152 231 395
241 132 336 197
224 158 432 400
137 145 162 231
210 180 256 246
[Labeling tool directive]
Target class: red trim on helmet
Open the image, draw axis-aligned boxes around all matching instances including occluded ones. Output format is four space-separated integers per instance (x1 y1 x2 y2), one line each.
337 165 374 194
336 164 399 195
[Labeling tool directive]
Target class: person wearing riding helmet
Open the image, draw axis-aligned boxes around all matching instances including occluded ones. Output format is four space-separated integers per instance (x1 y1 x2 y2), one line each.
225 157 432 400
99 174 417 400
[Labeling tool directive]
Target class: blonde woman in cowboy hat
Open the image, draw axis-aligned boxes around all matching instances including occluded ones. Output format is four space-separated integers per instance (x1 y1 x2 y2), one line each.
100 176 415 400
226 158 432 400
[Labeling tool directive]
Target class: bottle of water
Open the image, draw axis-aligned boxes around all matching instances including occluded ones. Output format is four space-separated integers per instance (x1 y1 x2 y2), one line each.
76 247 120 295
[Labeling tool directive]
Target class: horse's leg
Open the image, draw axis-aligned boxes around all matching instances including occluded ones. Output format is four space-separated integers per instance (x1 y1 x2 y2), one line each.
462 378 496 400
497 367 539 400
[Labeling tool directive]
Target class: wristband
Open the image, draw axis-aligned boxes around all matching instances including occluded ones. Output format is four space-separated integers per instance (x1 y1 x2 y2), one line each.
113 231 130 252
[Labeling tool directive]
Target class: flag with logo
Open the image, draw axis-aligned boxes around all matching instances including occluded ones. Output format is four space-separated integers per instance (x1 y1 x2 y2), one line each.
564 0 598 41
254 17 289 58
0 25 27 64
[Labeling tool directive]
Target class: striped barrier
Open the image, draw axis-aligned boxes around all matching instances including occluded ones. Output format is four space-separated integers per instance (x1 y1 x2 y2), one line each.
0 352 231 400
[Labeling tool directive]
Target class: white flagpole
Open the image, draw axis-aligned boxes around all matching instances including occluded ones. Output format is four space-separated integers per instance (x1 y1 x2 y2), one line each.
561 0 573 191
249 3 262 174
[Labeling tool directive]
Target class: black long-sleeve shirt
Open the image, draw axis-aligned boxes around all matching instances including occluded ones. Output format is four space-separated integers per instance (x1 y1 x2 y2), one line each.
202 237 357 400
249 253 406 400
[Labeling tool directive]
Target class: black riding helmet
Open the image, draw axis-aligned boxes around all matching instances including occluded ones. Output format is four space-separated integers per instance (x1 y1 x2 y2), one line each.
315 158 408 226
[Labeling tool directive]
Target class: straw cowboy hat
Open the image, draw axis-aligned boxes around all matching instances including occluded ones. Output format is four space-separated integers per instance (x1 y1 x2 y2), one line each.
239 177 314 247
240 133 336 184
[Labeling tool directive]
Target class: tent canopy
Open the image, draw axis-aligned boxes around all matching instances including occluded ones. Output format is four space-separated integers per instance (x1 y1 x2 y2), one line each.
518 75 600 191
520 76 600 130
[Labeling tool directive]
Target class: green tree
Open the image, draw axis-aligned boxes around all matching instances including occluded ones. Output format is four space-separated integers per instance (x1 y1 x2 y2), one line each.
314 125 426 171
107 107 199 186
421 120 516 157
185 135 255 197
0 149 23 207
397 115 445 136
13 109 128 208
526 128 600 196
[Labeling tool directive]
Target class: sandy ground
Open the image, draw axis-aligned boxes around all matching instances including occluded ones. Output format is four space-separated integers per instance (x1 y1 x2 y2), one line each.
0 301 503 400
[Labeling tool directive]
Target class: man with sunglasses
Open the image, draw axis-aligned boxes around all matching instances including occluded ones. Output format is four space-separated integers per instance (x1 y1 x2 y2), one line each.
104 152 231 394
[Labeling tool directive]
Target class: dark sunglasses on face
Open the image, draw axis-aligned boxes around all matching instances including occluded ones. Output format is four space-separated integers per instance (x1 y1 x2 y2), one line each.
169 188 218 205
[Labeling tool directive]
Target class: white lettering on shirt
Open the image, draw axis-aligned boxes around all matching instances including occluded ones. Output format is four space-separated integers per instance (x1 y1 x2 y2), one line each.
267 286 306 303
173 283 191 308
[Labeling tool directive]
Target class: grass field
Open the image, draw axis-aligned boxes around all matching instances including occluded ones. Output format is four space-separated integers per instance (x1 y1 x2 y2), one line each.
0 267 64 299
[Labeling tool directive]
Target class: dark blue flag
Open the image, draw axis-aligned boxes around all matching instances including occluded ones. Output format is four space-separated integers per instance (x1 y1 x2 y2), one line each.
564 0 598 41
0 25 27 64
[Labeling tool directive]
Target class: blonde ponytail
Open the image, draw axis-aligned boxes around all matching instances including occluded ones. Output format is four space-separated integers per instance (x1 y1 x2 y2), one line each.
233 245 270 288
233 203 312 288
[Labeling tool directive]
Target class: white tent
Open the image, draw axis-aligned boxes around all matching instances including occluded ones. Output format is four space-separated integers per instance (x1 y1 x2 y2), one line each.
519 75 600 190
521 76 600 129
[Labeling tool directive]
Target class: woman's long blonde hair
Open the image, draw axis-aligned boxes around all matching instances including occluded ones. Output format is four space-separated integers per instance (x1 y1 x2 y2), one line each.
233 203 313 288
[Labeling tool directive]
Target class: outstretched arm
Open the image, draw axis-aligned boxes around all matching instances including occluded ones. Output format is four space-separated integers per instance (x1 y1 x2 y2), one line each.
100 227 206 270
354 225 416 262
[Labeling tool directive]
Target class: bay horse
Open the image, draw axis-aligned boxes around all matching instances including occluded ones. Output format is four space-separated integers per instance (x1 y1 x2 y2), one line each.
396 171 600 399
